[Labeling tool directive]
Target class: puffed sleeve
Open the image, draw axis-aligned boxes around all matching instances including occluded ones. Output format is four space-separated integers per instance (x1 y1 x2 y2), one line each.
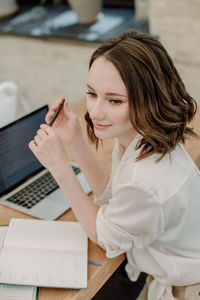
93 175 112 206
96 182 164 258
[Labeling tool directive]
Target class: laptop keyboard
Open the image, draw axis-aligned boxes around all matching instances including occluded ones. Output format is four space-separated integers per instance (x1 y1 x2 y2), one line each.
6 165 81 209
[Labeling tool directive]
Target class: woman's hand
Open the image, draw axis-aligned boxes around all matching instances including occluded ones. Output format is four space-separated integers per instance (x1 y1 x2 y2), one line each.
28 124 69 177
46 97 82 146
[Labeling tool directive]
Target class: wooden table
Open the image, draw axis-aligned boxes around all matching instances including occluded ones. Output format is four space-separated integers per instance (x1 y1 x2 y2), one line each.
0 99 199 300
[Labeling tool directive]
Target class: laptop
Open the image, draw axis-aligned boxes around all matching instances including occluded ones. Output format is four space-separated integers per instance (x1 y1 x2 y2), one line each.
0 105 91 220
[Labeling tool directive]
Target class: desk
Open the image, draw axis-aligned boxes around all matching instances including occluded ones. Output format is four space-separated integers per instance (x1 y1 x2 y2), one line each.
0 99 199 300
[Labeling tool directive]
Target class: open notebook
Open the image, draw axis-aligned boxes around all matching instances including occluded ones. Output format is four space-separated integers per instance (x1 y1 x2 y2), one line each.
0 218 88 289
0 227 39 300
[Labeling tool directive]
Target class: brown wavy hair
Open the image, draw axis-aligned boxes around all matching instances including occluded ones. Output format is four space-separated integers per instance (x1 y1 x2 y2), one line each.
85 30 198 161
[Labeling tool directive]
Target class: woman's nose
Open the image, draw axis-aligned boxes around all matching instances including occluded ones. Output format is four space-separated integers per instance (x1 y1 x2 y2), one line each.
89 99 105 120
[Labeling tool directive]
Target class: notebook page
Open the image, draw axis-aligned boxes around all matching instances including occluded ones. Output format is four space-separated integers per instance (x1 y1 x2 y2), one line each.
0 247 87 288
0 228 38 300
0 227 7 248
0 284 37 300
4 219 87 252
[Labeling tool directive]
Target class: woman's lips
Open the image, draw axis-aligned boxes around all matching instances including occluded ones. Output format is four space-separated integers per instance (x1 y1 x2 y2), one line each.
93 122 112 130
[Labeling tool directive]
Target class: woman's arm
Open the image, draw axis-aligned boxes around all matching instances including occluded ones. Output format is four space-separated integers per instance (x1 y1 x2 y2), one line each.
45 97 109 197
28 121 103 243
68 136 109 197
54 161 100 244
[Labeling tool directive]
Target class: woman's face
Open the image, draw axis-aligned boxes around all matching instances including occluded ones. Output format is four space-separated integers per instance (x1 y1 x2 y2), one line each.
86 56 136 148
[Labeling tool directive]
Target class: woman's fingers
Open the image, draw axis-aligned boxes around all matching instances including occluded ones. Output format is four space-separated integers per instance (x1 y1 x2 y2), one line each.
28 140 37 154
40 123 53 134
34 134 42 146
45 111 54 124
63 99 68 114
29 125 53 149
45 97 66 123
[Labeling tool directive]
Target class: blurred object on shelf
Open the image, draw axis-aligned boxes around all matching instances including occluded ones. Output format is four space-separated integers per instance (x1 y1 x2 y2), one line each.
0 81 30 127
0 0 19 19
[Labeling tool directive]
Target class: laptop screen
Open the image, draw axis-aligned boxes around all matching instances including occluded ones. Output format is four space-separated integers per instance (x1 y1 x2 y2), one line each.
0 105 48 197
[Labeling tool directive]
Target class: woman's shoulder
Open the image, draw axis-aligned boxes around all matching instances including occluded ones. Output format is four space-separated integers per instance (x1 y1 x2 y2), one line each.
117 143 196 203
133 143 193 177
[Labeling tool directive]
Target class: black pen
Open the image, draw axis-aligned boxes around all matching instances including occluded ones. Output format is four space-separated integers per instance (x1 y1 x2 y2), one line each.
48 99 65 126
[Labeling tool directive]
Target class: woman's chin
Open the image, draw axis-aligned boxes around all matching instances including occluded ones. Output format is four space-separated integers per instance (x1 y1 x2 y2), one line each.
94 130 114 140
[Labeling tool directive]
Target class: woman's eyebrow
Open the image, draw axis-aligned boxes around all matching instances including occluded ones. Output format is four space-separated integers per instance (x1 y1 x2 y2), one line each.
105 92 127 98
87 84 96 91
87 84 127 98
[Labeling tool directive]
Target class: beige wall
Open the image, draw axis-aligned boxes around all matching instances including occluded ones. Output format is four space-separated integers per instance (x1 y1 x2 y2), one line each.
135 0 149 19
0 36 98 110
0 1 199 111
149 0 200 104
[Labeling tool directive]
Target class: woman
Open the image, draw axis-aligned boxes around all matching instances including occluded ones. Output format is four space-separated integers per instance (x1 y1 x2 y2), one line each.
29 30 200 300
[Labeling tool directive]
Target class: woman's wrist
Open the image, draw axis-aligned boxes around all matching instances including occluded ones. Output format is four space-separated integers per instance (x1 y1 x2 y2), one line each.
50 160 72 183
67 135 86 154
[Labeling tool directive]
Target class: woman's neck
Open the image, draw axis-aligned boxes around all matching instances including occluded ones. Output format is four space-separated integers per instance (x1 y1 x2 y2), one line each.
118 131 137 151
117 131 137 159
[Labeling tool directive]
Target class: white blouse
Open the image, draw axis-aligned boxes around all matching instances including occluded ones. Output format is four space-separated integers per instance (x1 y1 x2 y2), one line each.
94 134 200 300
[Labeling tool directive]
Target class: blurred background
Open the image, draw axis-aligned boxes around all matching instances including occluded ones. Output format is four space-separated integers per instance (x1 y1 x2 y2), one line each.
0 0 199 119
